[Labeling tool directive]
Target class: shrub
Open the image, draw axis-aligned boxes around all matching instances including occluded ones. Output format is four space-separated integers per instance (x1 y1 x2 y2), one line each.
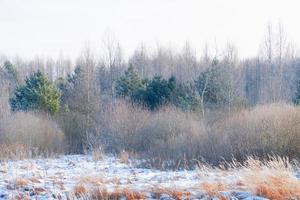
0 86 10 120
135 107 206 161
0 112 64 158
215 103 300 161
96 101 207 168
0 86 64 159
58 111 93 153
98 101 151 153
97 102 300 167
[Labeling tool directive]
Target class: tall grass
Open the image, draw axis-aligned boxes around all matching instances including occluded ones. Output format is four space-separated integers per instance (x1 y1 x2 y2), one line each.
69 156 300 199
240 156 300 199
197 156 300 199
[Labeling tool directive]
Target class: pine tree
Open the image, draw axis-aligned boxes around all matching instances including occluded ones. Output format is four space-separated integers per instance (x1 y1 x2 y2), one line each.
115 65 144 98
10 71 61 114
141 76 176 110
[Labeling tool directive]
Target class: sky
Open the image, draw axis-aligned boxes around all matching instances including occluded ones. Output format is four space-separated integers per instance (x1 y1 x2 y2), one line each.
0 0 299 60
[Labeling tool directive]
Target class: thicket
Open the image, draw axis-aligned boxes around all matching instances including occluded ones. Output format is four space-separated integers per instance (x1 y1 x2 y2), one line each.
90 102 300 168
0 87 64 159
2 25 300 165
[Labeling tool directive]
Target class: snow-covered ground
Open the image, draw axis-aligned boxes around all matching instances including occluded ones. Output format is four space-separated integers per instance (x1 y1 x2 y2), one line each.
0 155 289 199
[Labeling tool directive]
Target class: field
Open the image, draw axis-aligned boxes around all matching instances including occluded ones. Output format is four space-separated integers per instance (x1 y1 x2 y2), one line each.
0 155 299 200
2 3 300 199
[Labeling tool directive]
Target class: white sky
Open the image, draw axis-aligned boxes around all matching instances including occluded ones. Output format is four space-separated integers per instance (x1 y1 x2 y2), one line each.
0 0 299 60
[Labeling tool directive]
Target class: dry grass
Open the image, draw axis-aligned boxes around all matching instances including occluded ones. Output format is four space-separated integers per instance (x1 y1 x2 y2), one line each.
29 177 42 184
118 151 138 164
33 187 46 195
200 182 226 196
74 184 88 196
4 156 300 200
74 173 147 200
118 151 130 164
74 175 191 200
73 186 147 200
152 187 191 200
240 156 300 199
15 178 28 187
0 143 32 160
194 156 300 199
117 188 147 200
92 148 103 161
14 193 30 200
78 176 105 186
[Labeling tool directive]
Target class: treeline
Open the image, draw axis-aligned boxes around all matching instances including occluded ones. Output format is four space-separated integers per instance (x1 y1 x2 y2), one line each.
2 42 300 113
2 24 300 165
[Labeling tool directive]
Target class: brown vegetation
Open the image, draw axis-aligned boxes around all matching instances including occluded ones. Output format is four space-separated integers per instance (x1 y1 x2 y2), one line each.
97 101 206 168
151 187 191 200
74 184 88 196
201 182 226 196
216 104 300 161
240 157 300 199
0 88 64 159
0 112 64 159
15 178 28 187
92 101 300 168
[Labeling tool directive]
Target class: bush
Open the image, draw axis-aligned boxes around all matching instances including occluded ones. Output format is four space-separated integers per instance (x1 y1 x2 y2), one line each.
0 112 64 158
96 101 207 168
96 102 300 168
0 86 10 120
98 101 151 153
58 110 99 153
215 103 300 161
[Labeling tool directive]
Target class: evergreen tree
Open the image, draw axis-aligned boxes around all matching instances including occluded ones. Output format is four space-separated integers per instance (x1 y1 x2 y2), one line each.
115 65 144 98
10 71 61 114
172 82 201 111
141 76 176 110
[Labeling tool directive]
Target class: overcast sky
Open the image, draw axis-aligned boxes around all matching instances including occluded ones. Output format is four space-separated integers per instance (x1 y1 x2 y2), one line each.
0 0 299 60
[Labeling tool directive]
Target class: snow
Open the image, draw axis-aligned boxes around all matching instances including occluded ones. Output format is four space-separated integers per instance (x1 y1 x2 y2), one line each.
0 155 278 199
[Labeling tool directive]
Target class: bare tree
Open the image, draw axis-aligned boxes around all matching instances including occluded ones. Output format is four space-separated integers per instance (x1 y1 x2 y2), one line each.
128 43 149 78
260 22 274 63
45 58 55 82
276 21 287 66
102 31 124 99
180 41 198 81
223 42 238 66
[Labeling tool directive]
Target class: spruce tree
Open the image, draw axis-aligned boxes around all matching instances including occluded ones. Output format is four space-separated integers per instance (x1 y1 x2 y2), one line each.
10 71 61 114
